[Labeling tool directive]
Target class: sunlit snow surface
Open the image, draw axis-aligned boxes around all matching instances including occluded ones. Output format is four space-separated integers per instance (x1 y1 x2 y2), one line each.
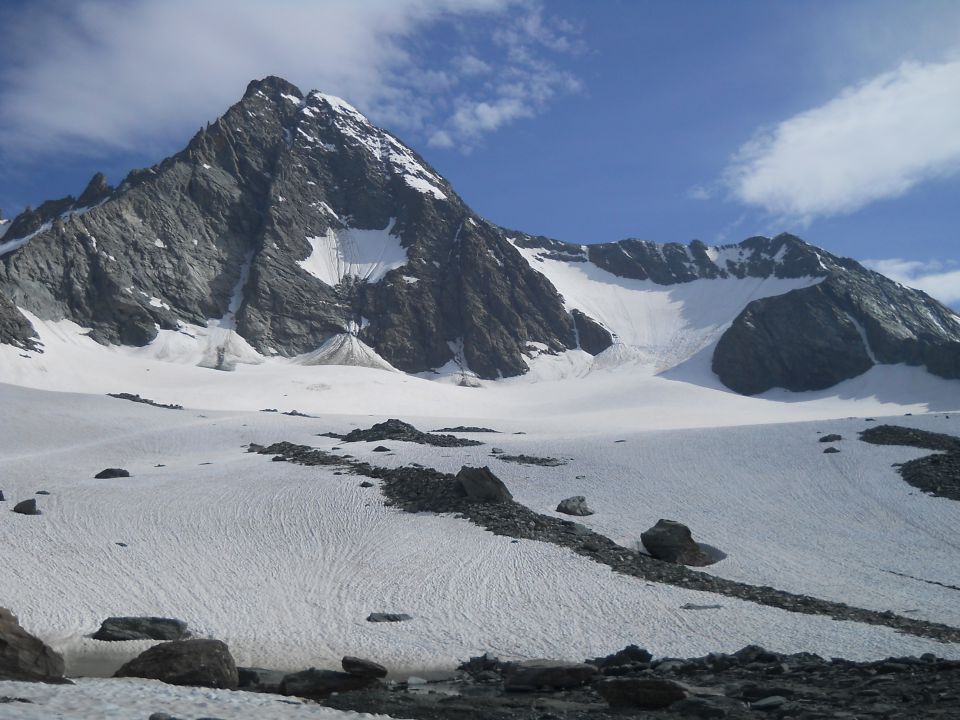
298 219 406 286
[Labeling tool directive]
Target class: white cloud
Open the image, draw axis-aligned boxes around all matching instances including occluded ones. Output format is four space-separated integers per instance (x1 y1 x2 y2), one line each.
724 58 960 222
0 0 579 160
863 257 960 307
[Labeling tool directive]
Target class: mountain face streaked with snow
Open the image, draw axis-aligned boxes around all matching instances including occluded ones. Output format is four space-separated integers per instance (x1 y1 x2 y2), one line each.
1 76 959 393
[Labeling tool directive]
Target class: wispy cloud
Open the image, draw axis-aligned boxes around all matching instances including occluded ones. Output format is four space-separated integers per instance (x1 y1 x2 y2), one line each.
723 57 960 223
863 257 960 307
0 0 580 162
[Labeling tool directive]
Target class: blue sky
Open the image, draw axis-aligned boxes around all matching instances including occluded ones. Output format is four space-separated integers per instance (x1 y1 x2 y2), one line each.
1 0 958 305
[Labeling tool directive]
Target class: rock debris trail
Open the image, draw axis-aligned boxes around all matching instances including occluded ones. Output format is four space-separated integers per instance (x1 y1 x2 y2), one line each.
260 441 960 644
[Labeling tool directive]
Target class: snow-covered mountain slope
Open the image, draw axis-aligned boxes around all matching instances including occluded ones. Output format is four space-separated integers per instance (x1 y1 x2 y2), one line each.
1 384 958 687
511 238 822 373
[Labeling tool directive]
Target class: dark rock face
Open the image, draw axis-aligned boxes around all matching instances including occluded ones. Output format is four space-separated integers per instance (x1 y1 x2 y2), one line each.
92 617 190 642
714 267 960 395
556 496 593 516
342 656 388 679
0 607 65 682
571 309 613 355
860 425 960 501
504 660 597 691
94 468 130 479
640 519 714 567
12 499 40 516
595 676 688 709
0 292 38 351
453 466 513 503
114 639 239 689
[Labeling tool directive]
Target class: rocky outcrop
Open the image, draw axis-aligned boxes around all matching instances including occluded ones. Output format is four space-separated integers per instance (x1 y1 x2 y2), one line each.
0 607 65 682
556 496 593 516
280 667 377 698
337 419 482 447
0 292 38 351
92 617 190 642
594 676 688 709
114 639 239 689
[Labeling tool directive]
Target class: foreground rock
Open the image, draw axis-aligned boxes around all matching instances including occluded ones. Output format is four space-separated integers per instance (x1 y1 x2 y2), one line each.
504 660 597 691
114 639 238 689
0 607 66 682
453 466 513 503
280 668 377 699
366 613 412 623
342 656 388 679
595 676 688 708
641 519 717 566
11 499 40 516
556 495 593 516
92 617 190 642
94 468 130 479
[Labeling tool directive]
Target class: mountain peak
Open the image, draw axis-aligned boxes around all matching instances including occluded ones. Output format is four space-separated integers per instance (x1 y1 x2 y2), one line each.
244 75 303 100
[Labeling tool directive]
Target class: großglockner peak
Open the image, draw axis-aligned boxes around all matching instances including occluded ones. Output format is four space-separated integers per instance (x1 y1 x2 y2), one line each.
0 75 958 393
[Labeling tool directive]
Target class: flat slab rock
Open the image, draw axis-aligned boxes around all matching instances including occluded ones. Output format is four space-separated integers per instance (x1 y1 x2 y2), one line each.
366 613 412 623
94 468 131 479
92 616 190 642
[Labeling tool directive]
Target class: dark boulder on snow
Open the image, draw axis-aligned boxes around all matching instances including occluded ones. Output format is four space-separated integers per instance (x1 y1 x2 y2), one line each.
819 434 842 443
556 495 593 516
452 466 513 503
114 639 238 689
823 447 841 454
341 419 482 447
0 607 66 682
94 468 130 479
0 490 4 501
12 499 40 515
281 668 376 698
372 445 390 452
641 519 718 567
503 660 597 691
595 676 689 709
342 656 388 679
92 617 190 642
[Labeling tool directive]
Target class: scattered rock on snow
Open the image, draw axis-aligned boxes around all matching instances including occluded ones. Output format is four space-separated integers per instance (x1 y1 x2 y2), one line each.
339 419 482 447
12 499 40 516
453 466 513 503
497 453 566 467
0 607 66 682
359 481 374 488
823 447 840 454
114 639 239 689
94 468 130 479
372 445 390 452
92 617 190 642
342 656 388 679
556 495 593 516
819 434 842 443
366 613 412 623
640 519 718 567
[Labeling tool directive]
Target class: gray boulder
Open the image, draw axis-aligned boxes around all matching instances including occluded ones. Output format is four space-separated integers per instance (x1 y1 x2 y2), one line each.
503 660 597 691
595 676 689 709
342 656 388 679
452 466 512 503
0 607 66 682
92 617 190 642
556 495 593 516
280 668 375 699
819 434 842 443
114 639 238 689
237 666 286 694
641 519 714 566
12 499 40 516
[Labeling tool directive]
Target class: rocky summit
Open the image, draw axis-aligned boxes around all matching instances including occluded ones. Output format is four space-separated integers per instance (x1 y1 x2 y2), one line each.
1 76 959 392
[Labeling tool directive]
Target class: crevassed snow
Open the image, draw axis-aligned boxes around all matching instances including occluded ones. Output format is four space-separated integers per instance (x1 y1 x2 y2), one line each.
511 240 822 374
295 333 396 371
298 218 406 286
